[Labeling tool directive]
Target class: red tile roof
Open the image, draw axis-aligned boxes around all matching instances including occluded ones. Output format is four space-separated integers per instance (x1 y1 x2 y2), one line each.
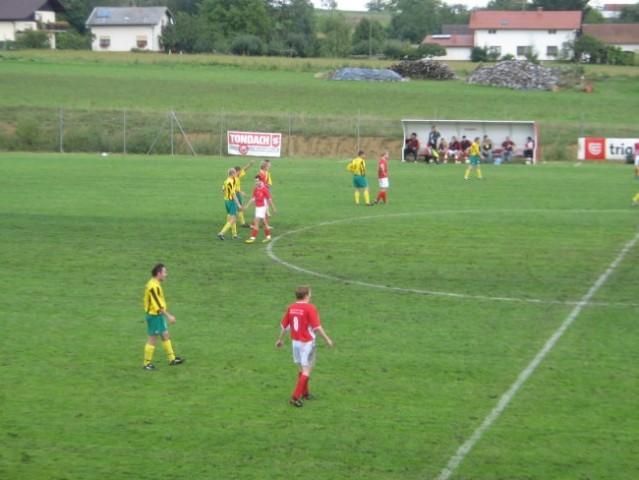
469 10 582 30
582 23 639 44
422 34 474 48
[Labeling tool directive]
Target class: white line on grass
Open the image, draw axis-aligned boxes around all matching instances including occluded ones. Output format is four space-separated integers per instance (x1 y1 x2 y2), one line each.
265 214 638 307
435 231 639 480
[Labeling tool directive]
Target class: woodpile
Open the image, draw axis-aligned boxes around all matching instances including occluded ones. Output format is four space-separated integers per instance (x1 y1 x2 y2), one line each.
389 59 457 80
467 60 581 91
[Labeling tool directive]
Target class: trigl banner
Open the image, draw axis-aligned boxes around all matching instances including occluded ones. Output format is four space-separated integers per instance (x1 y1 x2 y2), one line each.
227 131 282 157
578 137 638 161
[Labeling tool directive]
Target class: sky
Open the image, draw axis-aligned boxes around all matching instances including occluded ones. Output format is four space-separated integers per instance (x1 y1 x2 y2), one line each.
312 0 637 13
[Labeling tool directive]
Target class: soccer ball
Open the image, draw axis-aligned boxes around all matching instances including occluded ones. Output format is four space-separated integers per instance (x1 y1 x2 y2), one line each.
101 152 108 157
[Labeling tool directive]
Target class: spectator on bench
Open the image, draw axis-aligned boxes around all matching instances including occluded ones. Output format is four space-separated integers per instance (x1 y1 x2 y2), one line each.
481 135 494 164
404 132 419 163
501 136 515 163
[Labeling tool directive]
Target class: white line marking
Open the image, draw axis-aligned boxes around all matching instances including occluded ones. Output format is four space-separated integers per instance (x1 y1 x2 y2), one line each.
265 213 638 307
436 231 639 480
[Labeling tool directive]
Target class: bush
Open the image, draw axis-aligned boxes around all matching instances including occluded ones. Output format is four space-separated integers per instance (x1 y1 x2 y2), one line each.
470 46 488 62
56 31 91 50
230 35 265 56
16 30 50 49
382 39 411 60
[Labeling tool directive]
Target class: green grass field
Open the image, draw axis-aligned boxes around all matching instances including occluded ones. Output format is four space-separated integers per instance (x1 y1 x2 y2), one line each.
2 152 638 479
1 51 639 155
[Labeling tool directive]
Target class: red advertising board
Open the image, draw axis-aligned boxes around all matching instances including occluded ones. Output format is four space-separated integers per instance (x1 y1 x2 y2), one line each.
583 138 606 160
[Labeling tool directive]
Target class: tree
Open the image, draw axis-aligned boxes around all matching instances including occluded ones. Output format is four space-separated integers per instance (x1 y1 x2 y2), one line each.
198 0 271 42
351 17 386 55
485 0 531 10
619 4 639 23
317 12 351 57
59 0 94 34
530 0 589 11
267 0 316 56
365 0 391 12
389 0 441 44
439 3 470 25
161 11 215 52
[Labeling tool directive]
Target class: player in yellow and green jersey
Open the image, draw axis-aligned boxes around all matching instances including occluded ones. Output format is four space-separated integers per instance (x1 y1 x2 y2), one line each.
234 160 254 229
464 137 484 180
142 263 185 370
217 168 242 241
346 150 373 206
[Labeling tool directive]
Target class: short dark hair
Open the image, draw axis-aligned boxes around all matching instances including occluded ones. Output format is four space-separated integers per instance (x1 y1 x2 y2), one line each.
295 285 311 300
151 263 165 277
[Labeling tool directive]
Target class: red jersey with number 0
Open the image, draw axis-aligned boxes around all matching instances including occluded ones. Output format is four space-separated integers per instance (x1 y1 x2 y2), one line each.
252 185 271 207
281 301 321 342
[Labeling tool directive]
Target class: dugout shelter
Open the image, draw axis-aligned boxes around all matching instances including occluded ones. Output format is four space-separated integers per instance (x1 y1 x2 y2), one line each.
401 119 538 163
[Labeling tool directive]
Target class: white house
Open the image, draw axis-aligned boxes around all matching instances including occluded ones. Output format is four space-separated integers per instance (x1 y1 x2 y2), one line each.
423 25 475 61
470 9 582 61
86 7 173 52
0 0 66 48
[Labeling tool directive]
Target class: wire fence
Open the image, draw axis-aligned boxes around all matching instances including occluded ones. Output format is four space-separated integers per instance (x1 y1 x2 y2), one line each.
0 106 636 159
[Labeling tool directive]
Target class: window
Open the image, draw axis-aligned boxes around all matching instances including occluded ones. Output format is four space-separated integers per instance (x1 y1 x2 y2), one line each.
488 29 497 34
99 36 110 48
548 29 557 34
136 36 148 49
546 45 558 57
488 46 501 56
516 46 531 56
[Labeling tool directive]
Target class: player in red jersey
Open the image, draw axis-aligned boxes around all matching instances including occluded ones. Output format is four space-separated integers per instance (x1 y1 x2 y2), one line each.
275 285 333 407
244 175 276 243
375 150 389 204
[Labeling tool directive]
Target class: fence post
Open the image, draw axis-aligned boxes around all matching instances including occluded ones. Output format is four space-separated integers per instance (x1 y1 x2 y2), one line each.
219 110 224 158
288 112 292 157
59 106 64 153
123 109 126 155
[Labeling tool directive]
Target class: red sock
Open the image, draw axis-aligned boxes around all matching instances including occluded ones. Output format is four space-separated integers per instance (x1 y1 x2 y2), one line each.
251 229 258 238
293 374 309 399
298 372 310 396
376 193 382 202
265 228 271 236
382 192 387 202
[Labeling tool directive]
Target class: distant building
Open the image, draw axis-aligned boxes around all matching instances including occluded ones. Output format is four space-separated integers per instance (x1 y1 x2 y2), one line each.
0 0 66 48
423 9 583 61
583 23 639 53
86 7 173 52
421 33 474 61
599 3 626 19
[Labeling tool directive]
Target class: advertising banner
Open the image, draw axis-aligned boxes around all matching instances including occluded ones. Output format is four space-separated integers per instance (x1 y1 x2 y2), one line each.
227 131 282 157
578 138 638 161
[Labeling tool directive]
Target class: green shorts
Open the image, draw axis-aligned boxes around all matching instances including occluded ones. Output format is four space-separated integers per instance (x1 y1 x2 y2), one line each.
469 155 481 165
146 313 168 336
353 175 368 189
225 199 238 215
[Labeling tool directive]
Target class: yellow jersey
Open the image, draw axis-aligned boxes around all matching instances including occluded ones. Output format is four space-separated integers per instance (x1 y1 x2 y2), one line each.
348 156 366 176
144 278 166 315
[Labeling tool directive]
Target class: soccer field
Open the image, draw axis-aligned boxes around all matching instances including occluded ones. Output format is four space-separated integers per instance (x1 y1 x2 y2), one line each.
1 153 638 479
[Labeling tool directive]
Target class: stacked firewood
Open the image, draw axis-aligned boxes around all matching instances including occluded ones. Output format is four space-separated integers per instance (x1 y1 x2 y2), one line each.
389 59 457 80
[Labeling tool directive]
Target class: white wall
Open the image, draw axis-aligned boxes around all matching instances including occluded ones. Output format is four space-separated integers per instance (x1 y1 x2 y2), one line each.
0 22 15 42
0 14 57 48
90 25 162 52
437 47 472 61
475 29 576 60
